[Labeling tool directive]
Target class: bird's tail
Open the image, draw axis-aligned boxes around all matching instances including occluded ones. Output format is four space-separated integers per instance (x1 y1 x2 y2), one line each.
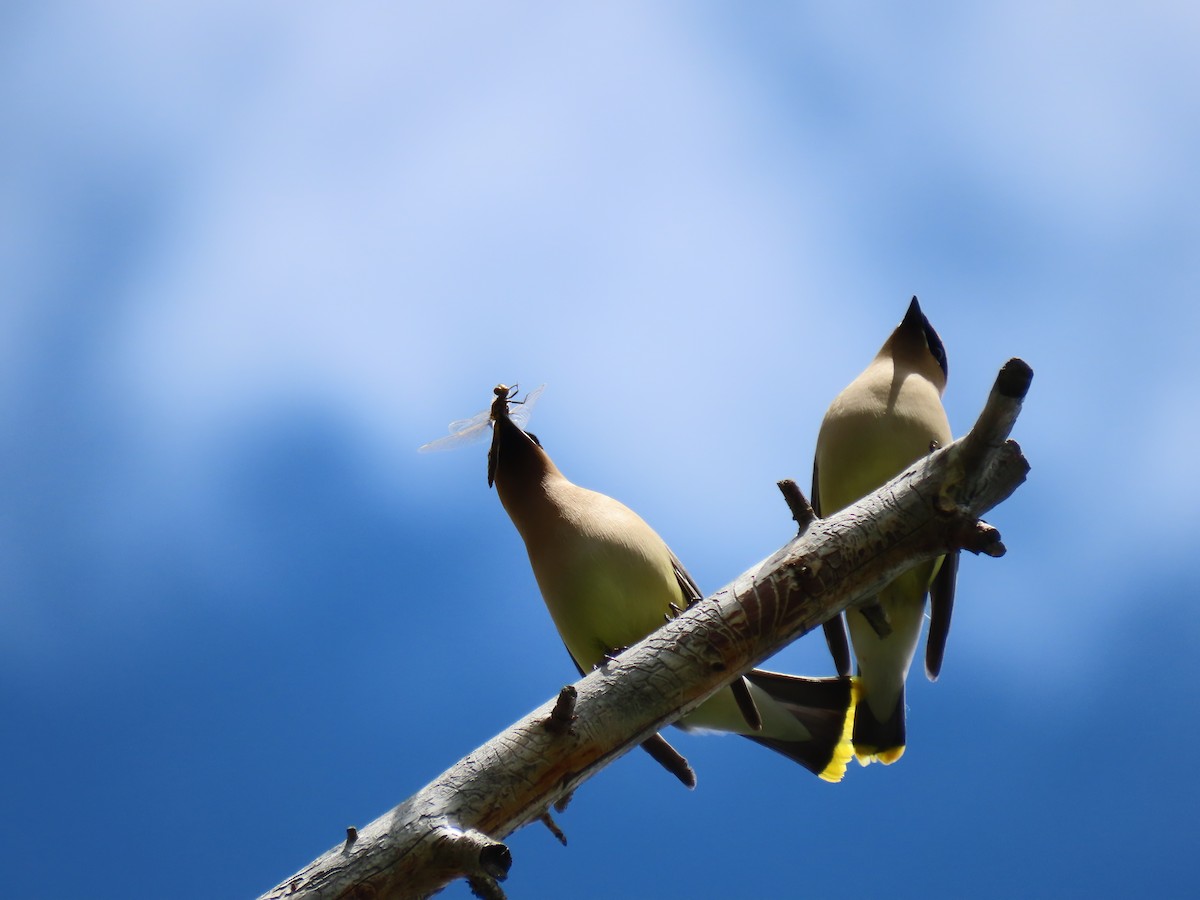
850 685 906 765
740 670 859 783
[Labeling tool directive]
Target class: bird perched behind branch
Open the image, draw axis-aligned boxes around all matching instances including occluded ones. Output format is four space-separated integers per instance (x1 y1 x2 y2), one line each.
482 384 857 785
813 296 959 765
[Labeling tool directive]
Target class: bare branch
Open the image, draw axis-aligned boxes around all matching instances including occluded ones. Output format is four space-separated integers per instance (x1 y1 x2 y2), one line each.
258 359 1032 900
777 478 816 533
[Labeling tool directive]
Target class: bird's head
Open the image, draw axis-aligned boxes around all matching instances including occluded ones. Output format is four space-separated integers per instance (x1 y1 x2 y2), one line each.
889 296 949 390
487 384 559 494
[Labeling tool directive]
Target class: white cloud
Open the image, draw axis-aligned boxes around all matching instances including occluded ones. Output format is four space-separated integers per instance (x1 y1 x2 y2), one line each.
2 1 1197 679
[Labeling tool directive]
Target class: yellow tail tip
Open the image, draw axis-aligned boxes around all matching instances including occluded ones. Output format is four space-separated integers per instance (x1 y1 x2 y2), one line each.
853 743 906 766
817 676 861 783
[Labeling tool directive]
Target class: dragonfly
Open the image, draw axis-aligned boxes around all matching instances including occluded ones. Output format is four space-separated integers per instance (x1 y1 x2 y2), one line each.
418 383 545 452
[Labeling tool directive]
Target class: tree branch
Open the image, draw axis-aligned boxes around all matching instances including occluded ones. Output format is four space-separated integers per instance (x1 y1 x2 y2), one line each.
259 358 1033 900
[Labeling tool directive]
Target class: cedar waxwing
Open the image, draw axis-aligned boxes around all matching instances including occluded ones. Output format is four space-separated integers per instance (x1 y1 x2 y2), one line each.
478 384 857 784
813 297 959 765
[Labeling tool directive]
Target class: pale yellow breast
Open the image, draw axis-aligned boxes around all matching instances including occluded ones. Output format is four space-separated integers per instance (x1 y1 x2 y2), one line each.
527 480 685 672
816 361 951 515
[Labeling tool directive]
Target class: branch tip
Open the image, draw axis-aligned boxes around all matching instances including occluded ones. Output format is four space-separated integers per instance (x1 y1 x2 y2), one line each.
777 479 816 533
962 520 1006 557
467 875 506 900
997 357 1034 399
478 843 512 880
545 686 578 734
955 359 1034 488
639 734 697 788
538 811 568 846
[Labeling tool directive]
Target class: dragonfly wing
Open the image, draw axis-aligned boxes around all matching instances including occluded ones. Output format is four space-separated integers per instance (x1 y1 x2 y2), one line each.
508 384 545 430
445 408 490 433
418 384 543 452
418 408 492 452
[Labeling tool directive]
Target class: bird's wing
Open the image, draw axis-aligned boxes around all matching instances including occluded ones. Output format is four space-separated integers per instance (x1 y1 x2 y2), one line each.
924 549 959 681
670 552 704 608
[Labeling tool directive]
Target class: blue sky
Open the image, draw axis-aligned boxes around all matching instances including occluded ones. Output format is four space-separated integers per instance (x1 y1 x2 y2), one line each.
2 2 1198 897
